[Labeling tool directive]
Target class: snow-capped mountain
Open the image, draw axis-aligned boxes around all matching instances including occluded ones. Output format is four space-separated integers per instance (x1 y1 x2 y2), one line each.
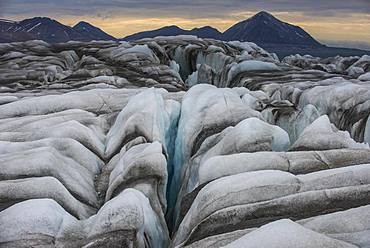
223 11 321 46
122 25 222 41
0 17 115 43
4 17 87 43
73 21 116 41
0 19 35 43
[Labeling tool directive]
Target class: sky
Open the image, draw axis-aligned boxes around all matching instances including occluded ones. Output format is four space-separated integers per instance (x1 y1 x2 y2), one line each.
1 0 369 48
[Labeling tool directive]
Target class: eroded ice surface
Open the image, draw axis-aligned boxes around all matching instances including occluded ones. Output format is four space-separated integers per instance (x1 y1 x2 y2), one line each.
0 37 369 248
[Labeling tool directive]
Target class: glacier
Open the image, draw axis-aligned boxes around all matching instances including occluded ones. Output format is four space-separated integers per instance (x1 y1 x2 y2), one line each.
0 37 369 247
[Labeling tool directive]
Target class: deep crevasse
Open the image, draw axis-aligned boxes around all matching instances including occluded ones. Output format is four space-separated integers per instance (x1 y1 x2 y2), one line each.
0 37 370 248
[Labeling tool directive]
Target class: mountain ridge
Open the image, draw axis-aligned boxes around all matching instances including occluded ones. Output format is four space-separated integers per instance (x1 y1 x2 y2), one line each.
0 17 115 43
0 12 369 58
122 11 322 47
122 25 222 41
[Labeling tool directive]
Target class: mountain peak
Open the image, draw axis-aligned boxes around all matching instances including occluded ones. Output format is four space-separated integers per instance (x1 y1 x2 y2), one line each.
25 16 56 23
74 21 91 28
73 21 116 41
223 11 321 46
255 11 273 17
123 25 186 41
191 26 219 31
162 25 184 31
189 26 222 39
248 11 279 23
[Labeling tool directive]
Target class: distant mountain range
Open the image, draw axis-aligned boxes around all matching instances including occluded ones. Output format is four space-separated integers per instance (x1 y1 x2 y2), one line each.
0 17 116 43
123 25 222 41
0 12 369 58
122 11 320 47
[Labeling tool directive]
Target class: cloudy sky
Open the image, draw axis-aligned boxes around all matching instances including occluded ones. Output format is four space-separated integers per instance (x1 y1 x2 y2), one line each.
1 0 369 47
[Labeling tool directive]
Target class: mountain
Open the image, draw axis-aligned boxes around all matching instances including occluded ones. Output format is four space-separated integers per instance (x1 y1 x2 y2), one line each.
223 11 321 46
123 25 187 41
0 19 36 43
3 17 87 43
73 21 116 41
188 26 222 39
0 19 16 31
122 11 321 47
0 17 116 43
122 25 222 41
0 13 368 58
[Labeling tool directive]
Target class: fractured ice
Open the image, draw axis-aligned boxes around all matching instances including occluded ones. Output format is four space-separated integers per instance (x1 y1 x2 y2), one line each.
0 37 369 247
